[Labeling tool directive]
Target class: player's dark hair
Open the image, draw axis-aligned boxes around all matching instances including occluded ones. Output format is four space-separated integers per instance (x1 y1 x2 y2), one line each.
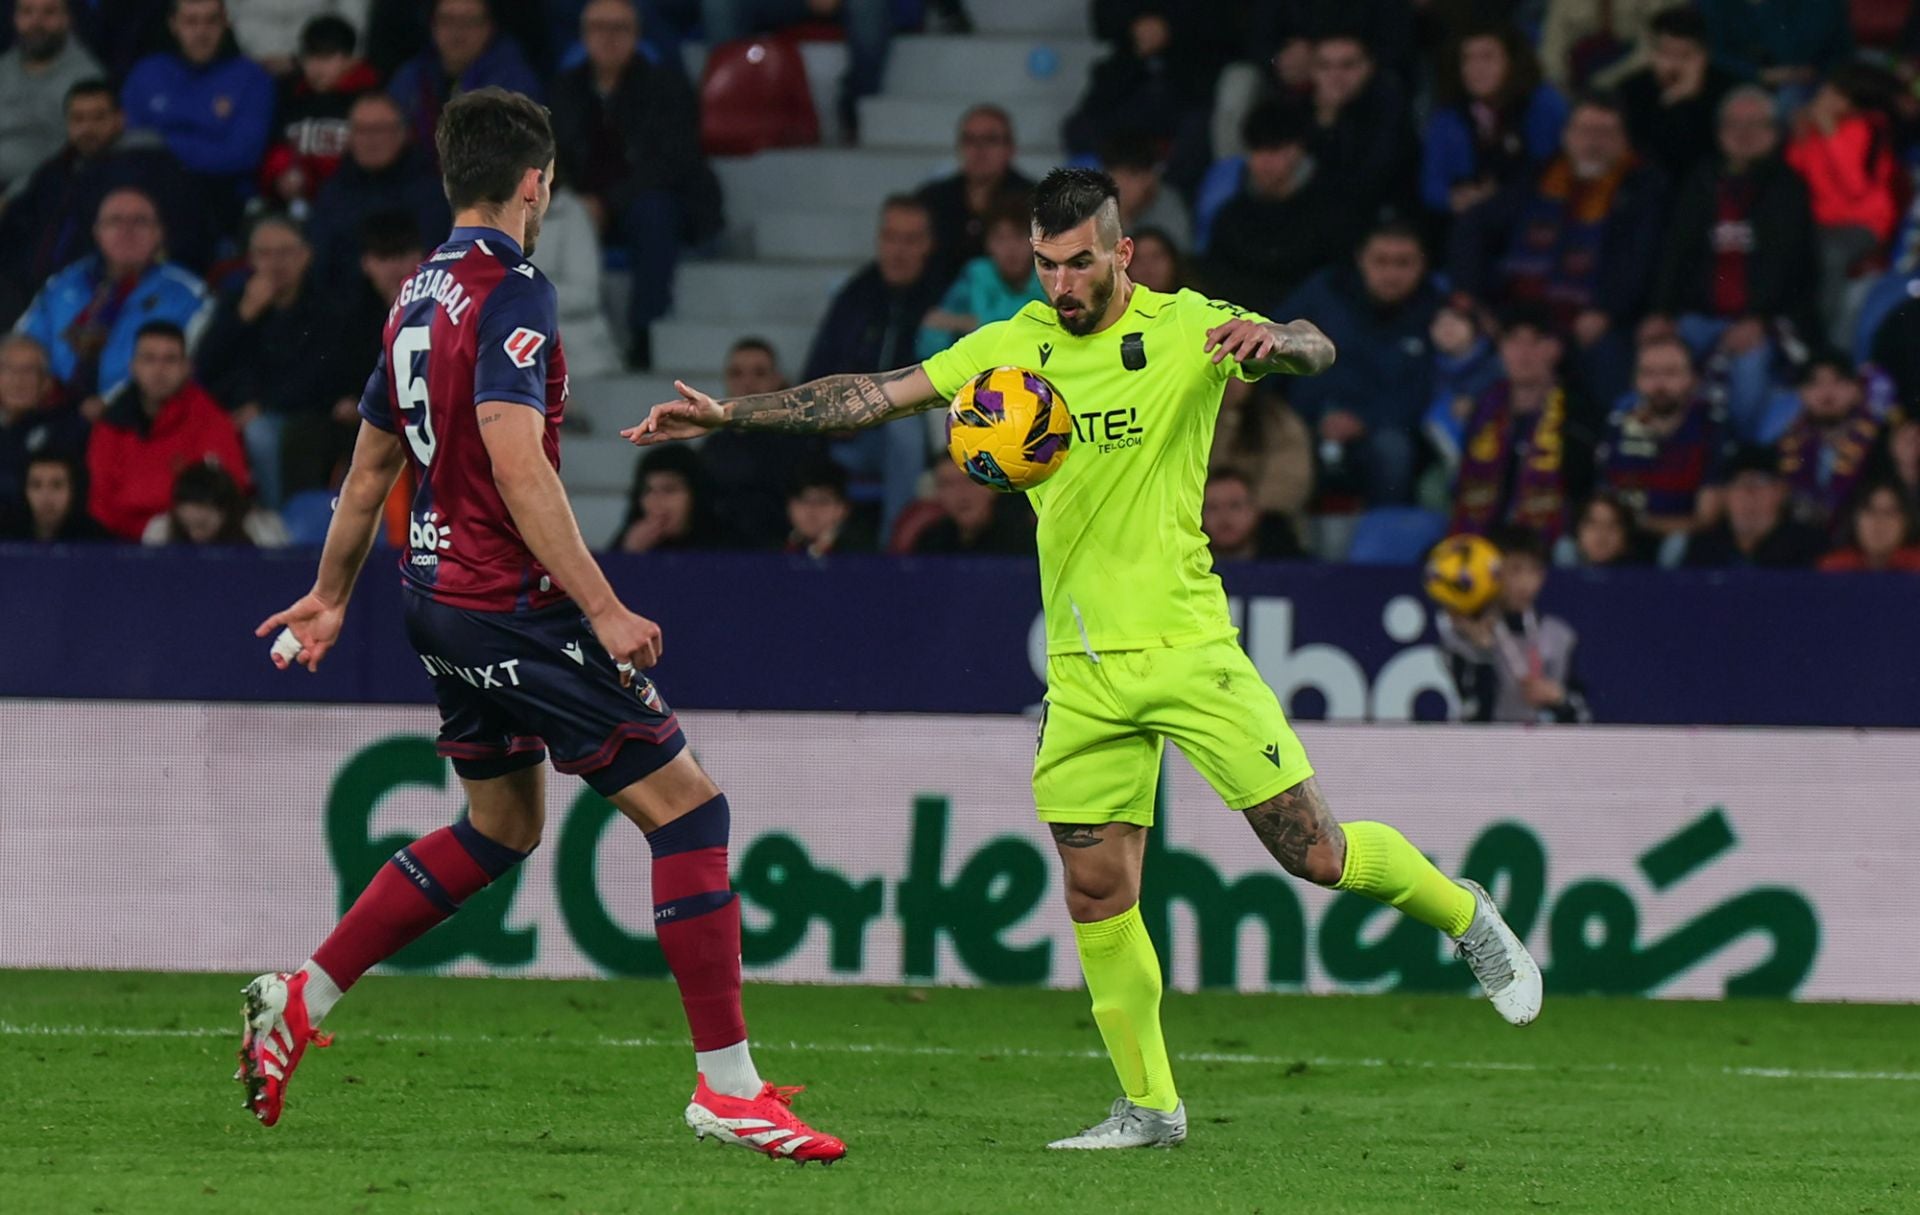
788 457 849 502
1242 99 1309 152
436 87 555 213
359 208 423 258
1031 168 1120 242
134 319 187 349
1649 5 1708 45
299 14 357 58
66 78 117 108
1487 522 1547 563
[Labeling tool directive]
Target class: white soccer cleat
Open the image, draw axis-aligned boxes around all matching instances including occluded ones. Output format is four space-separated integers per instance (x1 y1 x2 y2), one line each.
1046 1097 1187 1150
1454 878 1543 1026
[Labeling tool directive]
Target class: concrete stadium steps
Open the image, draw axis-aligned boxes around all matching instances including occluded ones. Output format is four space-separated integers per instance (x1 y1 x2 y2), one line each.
561 434 644 494
715 148 959 222
570 490 630 550
959 0 1089 37
716 148 1065 233
672 260 852 321
882 34 1100 99
857 94 1067 154
566 372 705 435
652 318 818 375
747 208 881 262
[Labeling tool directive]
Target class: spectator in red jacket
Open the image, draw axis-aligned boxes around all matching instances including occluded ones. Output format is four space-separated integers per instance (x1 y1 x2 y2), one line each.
258 16 381 213
1818 481 1920 572
85 320 249 540
1784 66 1900 346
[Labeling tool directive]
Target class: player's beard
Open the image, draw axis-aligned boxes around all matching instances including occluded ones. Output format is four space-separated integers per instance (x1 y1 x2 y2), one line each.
1053 263 1117 337
521 208 542 256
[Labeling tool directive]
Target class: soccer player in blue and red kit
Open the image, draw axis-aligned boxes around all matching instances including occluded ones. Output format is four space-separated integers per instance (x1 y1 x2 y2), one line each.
241 88 844 1163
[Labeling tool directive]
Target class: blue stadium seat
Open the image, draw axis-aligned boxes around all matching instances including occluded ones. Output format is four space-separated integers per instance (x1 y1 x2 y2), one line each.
1343 507 1449 566
280 490 336 547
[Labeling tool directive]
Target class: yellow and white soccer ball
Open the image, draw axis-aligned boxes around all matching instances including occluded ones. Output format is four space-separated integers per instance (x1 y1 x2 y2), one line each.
1424 534 1503 616
945 366 1072 492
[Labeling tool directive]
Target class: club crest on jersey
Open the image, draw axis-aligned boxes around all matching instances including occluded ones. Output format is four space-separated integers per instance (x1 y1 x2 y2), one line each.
504 327 547 368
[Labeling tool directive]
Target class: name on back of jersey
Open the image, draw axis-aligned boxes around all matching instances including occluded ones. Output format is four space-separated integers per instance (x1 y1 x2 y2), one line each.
390 264 474 327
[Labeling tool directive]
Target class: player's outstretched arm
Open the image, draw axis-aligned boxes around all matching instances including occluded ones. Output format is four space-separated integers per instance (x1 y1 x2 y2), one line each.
479 401 662 675
254 421 408 672
623 365 945 445
1204 318 1337 377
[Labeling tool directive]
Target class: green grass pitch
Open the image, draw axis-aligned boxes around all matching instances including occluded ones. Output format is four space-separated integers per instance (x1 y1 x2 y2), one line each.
3 970 1917 1214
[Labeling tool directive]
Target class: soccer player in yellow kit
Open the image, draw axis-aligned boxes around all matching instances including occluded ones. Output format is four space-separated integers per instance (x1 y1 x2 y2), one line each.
629 169 1542 1149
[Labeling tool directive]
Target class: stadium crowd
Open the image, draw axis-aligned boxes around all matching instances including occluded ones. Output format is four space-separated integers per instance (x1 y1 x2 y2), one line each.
3 0 1920 577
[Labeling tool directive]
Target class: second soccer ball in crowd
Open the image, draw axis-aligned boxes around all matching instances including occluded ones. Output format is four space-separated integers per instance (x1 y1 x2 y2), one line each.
1424 534 1503 616
946 366 1072 492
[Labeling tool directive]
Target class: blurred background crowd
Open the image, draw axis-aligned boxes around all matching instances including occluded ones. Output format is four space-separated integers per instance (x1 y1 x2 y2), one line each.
4 0 1920 583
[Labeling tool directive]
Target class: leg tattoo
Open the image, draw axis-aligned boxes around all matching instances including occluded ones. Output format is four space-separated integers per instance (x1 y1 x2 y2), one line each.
1049 822 1110 850
1244 777 1345 883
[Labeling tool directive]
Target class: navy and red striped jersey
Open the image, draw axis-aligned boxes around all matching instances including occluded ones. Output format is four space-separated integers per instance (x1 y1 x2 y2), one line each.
359 224 570 612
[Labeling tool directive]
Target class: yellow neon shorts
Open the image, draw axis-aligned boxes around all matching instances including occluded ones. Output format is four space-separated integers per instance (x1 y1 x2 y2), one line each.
1032 637 1314 825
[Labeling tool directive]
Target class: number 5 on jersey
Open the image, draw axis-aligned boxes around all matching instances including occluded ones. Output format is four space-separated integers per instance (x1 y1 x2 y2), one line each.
394 325 436 465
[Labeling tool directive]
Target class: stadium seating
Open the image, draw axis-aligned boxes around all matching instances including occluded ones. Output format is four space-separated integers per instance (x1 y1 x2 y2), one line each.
1344 507 1451 566
698 38 821 157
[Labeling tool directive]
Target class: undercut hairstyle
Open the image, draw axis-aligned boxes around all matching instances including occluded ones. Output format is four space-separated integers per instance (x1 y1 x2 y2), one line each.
1031 168 1121 246
435 87 556 213
66 78 117 108
729 336 777 360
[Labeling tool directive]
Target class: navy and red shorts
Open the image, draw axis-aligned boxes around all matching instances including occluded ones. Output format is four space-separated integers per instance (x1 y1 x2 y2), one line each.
401 592 685 796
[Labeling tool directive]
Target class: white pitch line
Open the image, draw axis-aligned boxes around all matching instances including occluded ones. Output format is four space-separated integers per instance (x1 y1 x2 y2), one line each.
5 1022 1918 1083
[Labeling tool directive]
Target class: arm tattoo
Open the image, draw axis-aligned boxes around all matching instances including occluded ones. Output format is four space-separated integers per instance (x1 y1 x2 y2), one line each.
728 367 939 434
1244 777 1342 877
1048 822 1109 850
1254 320 1337 377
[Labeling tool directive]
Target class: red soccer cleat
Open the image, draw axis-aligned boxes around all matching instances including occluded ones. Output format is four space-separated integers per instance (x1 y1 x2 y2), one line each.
683 1075 848 1164
236 971 332 1127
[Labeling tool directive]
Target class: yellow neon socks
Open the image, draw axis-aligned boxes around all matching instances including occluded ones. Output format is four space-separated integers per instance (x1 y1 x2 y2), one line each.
1072 905 1179 1113
1335 821 1476 938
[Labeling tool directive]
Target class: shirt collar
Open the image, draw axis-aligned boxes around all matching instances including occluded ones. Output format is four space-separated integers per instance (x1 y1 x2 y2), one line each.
448 225 523 258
